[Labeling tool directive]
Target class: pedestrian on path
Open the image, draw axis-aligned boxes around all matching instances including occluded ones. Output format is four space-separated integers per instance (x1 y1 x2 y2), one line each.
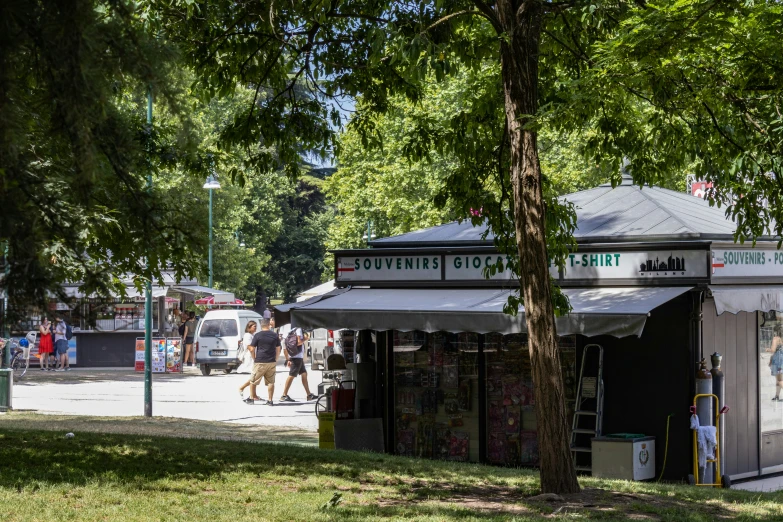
237 320 257 376
769 325 783 401
244 318 280 405
53 316 68 371
182 311 197 367
38 317 54 371
280 327 317 402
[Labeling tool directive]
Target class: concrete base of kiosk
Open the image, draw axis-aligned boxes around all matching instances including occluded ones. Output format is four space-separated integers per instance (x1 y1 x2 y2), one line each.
334 418 385 453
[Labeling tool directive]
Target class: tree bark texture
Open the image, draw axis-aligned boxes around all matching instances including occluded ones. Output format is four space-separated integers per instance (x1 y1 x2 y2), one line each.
495 0 580 494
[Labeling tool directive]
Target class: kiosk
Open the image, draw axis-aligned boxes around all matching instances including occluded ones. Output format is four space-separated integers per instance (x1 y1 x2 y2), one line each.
279 175 783 481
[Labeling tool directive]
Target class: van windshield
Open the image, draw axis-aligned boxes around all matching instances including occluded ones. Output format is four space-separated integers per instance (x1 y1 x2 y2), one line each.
200 319 238 337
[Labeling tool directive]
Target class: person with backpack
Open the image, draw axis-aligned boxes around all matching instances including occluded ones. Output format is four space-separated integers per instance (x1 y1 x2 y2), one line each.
53 315 71 371
279 326 316 402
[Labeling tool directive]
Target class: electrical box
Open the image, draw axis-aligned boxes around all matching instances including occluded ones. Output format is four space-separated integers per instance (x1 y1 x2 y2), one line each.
592 435 656 481
0 369 12 412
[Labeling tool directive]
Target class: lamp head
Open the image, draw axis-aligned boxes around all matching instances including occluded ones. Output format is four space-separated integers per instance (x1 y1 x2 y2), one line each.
203 174 221 190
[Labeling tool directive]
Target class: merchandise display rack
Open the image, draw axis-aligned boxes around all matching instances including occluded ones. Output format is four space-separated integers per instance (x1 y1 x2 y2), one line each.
393 330 576 467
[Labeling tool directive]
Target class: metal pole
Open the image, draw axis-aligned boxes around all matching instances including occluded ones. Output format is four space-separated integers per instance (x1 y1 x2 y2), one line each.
208 188 213 288
2 244 9 368
144 87 153 417
711 353 725 478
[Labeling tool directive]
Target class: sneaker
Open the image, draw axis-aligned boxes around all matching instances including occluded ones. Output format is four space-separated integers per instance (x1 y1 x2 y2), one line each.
307 394 317 401
266 400 274 406
65 367 71 371
243 397 254 404
280 395 295 403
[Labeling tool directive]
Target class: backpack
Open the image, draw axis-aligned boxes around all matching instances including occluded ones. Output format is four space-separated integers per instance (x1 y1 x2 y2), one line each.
178 323 186 336
65 322 73 341
285 330 301 357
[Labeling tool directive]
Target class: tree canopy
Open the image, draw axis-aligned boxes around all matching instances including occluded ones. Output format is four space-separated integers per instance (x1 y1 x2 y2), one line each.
0 0 207 311
3 0 780 494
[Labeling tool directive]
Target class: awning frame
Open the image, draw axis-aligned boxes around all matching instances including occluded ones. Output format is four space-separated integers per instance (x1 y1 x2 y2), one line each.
280 286 693 338
171 285 235 303
709 285 783 315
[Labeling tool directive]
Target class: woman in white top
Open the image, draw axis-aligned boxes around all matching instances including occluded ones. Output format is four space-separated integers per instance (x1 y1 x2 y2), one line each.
237 321 257 376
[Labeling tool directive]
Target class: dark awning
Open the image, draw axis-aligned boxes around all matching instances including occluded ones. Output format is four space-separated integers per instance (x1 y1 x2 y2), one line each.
284 286 692 338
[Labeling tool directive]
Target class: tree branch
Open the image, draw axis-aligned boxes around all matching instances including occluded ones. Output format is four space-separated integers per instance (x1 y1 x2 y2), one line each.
542 0 579 13
325 12 391 24
421 10 492 34
469 0 502 33
542 29 589 64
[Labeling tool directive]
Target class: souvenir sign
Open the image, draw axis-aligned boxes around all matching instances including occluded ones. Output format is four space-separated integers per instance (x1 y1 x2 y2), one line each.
711 247 783 279
336 256 441 282
561 250 707 280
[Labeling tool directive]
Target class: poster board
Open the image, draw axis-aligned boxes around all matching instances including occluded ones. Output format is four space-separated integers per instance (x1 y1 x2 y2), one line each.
135 337 168 373
66 338 77 365
134 338 145 371
165 338 182 373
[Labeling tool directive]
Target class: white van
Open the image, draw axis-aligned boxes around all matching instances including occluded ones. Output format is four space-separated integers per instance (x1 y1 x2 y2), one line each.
195 309 263 376
307 328 355 369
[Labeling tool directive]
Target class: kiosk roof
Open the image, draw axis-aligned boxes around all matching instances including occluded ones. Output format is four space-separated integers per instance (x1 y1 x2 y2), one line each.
371 175 740 247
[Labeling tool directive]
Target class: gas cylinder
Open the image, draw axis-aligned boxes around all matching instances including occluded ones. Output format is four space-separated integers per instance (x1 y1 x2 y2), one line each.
696 358 714 483
710 353 725 476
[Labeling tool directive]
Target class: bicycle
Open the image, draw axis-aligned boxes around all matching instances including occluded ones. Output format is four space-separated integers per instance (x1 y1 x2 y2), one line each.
0 337 30 380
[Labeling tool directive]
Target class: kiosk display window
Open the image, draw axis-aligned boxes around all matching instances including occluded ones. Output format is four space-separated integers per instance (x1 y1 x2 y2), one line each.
392 330 575 466
485 334 576 467
393 330 479 462
760 311 783 433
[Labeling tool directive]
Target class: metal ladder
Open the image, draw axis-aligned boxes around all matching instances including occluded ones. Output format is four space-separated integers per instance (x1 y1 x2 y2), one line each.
570 343 604 473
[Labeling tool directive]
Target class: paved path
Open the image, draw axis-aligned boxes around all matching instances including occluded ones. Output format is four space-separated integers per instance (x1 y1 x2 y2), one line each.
10 362 324 432
732 474 783 492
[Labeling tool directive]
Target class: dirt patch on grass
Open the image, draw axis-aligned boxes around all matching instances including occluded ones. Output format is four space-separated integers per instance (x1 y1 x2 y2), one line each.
377 484 743 520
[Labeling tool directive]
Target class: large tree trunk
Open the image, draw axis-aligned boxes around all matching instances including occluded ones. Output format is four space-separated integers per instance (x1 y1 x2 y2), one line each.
496 0 580 494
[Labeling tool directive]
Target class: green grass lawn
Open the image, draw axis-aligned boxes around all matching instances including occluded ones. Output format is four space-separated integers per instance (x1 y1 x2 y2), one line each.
0 420 782 521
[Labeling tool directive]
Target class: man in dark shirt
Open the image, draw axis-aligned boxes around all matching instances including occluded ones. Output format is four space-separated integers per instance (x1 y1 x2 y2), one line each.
246 318 281 405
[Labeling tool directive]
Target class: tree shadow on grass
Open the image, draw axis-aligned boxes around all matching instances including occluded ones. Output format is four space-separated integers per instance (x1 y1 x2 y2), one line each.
0 414 317 447
0 429 781 521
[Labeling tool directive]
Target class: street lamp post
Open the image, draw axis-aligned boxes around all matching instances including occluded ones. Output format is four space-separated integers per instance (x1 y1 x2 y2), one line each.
362 219 376 246
203 174 221 288
144 87 153 417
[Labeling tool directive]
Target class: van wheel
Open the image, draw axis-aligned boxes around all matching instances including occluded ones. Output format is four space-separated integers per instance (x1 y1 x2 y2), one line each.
223 368 233 374
200 364 211 376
